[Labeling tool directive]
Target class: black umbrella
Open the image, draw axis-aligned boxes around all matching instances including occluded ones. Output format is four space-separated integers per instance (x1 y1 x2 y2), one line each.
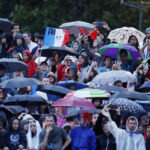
0 58 28 73
97 86 126 93
0 18 13 33
110 98 145 116
6 105 25 114
3 95 48 106
138 81 150 90
0 104 13 116
112 91 150 100
39 46 78 57
0 77 42 88
37 85 72 97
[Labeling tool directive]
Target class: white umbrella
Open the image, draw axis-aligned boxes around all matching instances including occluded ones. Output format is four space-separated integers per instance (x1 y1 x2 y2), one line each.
108 27 145 44
59 21 95 36
91 70 136 86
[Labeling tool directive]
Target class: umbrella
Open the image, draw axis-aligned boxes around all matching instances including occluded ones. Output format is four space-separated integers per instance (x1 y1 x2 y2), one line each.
6 105 25 114
138 81 150 90
92 70 136 86
39 46 78 57
56 80 88 90
3 95 48 106
37 85 72 97
136 100 150 112
65 88 111 99
97 86 126 93
110 98 145 115
98 43 141 59
0 77 42 88
0 18 13 33
142 57 150 64
108 27 145 44
59 21 95 36
0 58 28 73
112 91 150 100
52 96 96 109
0 104 14 117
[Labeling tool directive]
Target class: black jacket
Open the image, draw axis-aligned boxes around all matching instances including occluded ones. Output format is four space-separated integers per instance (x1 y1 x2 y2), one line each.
96 133 116 150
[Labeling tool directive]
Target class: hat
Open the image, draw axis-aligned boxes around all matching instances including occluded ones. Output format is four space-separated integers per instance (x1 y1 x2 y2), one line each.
40 61 48 66
16 33 23 39
145 27 150 34
38 35 44 40
69 65 78 75
47 72 56 79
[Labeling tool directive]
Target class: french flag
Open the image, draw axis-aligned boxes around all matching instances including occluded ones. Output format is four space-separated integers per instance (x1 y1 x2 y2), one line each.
43 27 70 47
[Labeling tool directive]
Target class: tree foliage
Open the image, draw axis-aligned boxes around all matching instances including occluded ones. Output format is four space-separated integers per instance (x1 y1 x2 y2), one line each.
0 0 149 34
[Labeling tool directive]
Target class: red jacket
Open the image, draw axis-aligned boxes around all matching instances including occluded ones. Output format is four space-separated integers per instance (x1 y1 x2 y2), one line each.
23 50 37 78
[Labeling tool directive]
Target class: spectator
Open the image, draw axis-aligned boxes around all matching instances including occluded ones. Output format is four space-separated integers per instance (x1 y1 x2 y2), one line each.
23 31 37 52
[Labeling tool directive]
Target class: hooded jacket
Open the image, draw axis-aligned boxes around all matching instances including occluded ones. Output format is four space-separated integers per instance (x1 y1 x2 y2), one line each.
23 50 37 78
4 117 27 150
107 116 146 150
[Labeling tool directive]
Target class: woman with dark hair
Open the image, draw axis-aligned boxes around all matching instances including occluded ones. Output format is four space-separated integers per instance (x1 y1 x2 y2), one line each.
7 33 27 57
128 35 139 51
3 117 27 150
78 54 90 83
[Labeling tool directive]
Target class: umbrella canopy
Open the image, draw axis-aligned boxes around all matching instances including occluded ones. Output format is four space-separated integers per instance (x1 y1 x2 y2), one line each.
98 43 141 59
0 104 14 117
0 18 13 33
136 100 150 112
6 105 25 114
108 27 145 44
65 88 111 99
97 86 126 93
110 98 145 116
0 77 42 88
92 70 136 86
3 95 47 106
39 46 78 57
56 80 88 90
59 21 95 36
138 81 150 90
37 85 72 97
0 58 28 73
112 91 150 100
52 96 96 109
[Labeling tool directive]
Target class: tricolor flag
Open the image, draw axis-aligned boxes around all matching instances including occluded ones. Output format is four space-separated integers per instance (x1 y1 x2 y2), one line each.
43 27 70 47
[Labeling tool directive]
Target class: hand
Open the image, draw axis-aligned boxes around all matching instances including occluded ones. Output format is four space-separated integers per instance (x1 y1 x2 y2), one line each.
91 61 97 68
101 104 111 119
46 126 53 135
77 71 81 78
18 144 24 150
3 147 9 150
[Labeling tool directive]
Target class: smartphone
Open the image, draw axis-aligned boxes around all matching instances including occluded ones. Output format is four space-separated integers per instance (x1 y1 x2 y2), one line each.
110 104 118 110
96 22 104 27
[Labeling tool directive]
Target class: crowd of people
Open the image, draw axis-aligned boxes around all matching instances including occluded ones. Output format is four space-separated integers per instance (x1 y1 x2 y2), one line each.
0 21 150 150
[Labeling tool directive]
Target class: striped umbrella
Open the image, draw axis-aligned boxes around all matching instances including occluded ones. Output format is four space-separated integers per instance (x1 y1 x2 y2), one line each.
65 88 111 99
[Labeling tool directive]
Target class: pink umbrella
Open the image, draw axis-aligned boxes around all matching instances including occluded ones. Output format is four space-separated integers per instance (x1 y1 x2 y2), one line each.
52 96 96 109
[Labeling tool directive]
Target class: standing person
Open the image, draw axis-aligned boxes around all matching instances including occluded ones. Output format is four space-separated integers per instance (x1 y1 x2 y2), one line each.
23 50 37 78
3 117 27 150
27 120 42 150
70 111 96 150
40 114 71 150
23 31 37 52
128 35 139 51
144 126 150 150
101 104 146 150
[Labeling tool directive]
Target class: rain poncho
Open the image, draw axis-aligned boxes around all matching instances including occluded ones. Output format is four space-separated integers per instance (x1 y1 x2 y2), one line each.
107 116 146 150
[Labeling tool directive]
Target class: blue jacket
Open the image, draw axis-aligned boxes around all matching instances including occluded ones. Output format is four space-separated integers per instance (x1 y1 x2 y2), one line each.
70 126 96 150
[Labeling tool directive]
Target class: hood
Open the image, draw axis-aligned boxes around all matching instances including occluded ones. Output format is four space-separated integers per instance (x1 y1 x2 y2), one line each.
22 114 34 121
126 116 138 132
23 50 31 61
8 117 20 131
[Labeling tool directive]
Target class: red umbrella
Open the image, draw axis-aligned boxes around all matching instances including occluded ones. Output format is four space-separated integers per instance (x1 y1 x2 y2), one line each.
52 96 96 109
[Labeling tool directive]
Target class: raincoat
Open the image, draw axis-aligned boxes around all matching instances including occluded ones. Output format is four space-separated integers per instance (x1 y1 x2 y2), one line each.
23 50 37 78
70 126 96 150
107 116 146 150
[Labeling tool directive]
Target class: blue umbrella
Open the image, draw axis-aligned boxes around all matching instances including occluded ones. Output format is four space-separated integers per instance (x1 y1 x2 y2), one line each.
56 80 88 90
139 81 150 90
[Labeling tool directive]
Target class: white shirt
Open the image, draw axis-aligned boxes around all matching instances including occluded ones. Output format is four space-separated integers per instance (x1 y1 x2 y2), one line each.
27 41 37 52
